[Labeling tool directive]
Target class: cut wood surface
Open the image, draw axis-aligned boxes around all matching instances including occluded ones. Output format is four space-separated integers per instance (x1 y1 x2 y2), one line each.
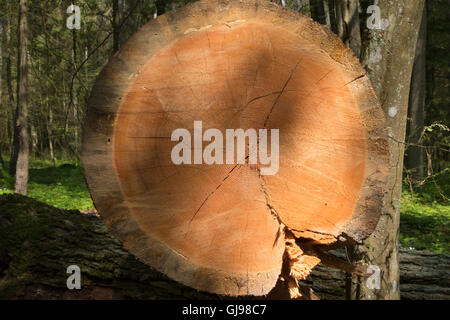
1 195 448 300
82 0 389 296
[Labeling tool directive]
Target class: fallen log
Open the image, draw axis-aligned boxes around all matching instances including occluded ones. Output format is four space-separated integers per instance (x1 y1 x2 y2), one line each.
1 195 448 300
81 0 389 297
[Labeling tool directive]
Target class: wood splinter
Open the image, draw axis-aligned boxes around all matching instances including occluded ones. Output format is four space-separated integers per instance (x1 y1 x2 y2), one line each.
283 231 372 299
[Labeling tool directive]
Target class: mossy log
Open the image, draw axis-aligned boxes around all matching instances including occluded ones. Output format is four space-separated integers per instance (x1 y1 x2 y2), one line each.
0 194 448 300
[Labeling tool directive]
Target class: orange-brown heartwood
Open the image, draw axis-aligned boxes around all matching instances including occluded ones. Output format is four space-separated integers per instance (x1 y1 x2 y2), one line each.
82 0 389 297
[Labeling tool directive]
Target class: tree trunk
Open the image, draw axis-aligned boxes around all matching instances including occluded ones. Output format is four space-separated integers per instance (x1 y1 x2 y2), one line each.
0 15 3 160
0 194 448 300
7 11 18 176
82 0 388 298
47 107 54 163
322 0 331 29
310 0 331 29
113 0 121 52
13 0 30 196
71 20 79 155
347 0 426 300
30 122 38 157
304 248 450 300
333 0 361 58
406 5 427 185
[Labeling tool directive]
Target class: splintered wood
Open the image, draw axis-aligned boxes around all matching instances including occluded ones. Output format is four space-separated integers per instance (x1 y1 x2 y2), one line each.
82 0 389 297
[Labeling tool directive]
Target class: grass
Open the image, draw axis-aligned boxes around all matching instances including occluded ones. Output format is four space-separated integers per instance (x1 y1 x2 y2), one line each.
400 168 450 254
0 158 94 211
400 192 449 253
0 157 449 254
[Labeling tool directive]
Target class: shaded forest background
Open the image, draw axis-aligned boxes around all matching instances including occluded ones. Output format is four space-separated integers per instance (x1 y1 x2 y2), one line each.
0 0 448 254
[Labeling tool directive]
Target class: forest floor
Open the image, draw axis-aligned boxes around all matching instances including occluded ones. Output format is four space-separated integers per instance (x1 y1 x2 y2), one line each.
0 158 449 254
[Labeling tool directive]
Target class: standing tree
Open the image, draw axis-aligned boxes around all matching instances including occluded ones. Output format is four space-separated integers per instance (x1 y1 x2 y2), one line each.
406 5 427 185
333 0 361 58
112 0 121 52
0 13 3 169
13 0 30 195
347 0 426 299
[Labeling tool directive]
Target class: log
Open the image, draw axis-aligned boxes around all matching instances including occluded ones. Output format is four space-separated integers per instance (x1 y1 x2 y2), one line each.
0 195 213 300
0 195 448 300
81 0 389 296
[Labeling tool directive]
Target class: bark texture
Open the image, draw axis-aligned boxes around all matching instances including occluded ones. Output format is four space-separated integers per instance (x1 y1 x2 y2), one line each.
13 0 30 195
0 194 448 300
333 0 361 58
113 0 121 52
347 0 426 300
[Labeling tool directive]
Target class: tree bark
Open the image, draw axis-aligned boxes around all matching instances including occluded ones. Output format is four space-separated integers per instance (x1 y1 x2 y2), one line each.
347 0 426 300
322 0 331 29
304 248 450 300
13 0 30 195
7 11 19 176
406 5 427 185
0 194 448 300
0 15 3 160
47 107 54 163
113 0 121 52
333 0 361 58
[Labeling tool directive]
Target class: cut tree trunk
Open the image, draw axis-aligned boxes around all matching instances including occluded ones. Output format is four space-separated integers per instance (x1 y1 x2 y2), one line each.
0 194 448 300
82 0 389 297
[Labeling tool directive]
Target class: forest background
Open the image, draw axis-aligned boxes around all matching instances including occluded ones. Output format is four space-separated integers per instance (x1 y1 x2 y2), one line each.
0 0 448 254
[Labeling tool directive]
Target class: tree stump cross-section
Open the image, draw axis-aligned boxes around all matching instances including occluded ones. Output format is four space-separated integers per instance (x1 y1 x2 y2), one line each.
82 0 389 297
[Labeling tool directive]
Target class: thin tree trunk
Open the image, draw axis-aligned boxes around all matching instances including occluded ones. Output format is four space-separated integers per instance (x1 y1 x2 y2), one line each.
347 0 426 300
0 152 5 170
328 0 338 35
42 24 55 164
48 107 54 163
71 25 79 154
310 0 326 25
323 0 331 29
14 0 30 195
406 5 427 185
30 122 38 157
7 12 19 176
0 15 3 164
113 0 121 52
334 0 361 58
